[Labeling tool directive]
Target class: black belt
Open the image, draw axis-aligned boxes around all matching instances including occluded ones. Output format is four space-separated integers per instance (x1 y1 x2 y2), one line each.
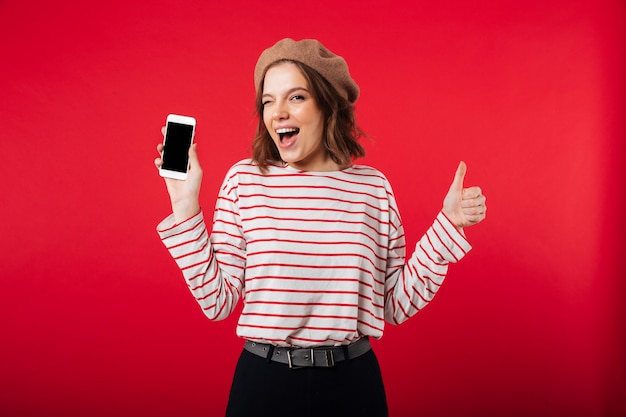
244 337 371 368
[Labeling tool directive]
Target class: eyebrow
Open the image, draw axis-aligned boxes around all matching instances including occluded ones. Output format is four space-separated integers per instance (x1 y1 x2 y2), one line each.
262 86 310 99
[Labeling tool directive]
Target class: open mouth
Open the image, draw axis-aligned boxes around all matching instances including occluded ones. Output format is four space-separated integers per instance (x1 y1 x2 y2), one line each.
276 127 299 142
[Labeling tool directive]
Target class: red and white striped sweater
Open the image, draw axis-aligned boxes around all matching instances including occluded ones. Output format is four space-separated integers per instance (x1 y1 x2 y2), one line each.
157 160 471 347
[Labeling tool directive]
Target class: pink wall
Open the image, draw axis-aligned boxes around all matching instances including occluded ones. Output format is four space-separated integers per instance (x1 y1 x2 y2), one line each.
1 0 624 416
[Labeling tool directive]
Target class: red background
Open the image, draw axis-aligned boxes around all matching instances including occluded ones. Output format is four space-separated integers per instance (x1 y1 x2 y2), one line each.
1 0 624 416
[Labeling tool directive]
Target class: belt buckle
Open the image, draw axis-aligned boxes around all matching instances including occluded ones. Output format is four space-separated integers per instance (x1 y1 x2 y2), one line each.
286 348 336 368
287 348 315 369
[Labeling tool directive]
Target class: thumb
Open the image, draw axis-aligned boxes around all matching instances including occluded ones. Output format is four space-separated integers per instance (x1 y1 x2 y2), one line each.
188 143 201 169
449 161 467 193
189 142 198 158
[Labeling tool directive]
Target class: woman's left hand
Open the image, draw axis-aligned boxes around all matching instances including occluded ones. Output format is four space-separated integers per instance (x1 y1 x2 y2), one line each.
442 161 487 230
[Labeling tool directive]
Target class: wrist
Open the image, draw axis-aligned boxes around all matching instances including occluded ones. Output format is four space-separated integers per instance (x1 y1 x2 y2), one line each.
172 199 200 224
440 210 465 235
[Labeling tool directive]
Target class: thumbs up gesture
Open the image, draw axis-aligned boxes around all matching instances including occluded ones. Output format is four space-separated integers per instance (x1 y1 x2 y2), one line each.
442 161 487 229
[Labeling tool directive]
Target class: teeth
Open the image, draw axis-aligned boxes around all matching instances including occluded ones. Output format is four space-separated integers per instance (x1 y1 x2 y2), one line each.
276 128 299 134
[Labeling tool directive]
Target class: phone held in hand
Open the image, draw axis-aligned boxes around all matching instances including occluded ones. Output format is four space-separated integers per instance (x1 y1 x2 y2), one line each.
160 114 196 180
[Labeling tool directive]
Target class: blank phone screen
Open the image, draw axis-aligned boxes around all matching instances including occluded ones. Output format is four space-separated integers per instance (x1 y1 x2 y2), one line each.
162 122 194 172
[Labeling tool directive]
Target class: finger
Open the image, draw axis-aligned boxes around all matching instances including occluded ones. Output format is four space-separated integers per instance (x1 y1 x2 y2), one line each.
461 197 485 209
463 196 487 213
161 126 166 136
188 143 201 171
155 143 164 169
465 208 487 224
448 161 467 194
462 192 485 207
461 186 482 200
462 204 486 215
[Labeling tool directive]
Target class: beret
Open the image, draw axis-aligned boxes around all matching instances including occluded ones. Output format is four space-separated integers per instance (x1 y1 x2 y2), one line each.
254 38 360 103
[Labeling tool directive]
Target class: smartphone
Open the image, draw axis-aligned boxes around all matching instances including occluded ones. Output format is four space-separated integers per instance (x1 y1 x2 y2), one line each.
160 114 196 180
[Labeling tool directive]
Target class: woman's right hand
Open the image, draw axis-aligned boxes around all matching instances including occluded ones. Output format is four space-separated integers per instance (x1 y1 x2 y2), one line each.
155 126 203 224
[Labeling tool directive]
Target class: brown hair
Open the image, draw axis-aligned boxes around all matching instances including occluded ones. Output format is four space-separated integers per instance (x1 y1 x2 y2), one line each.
252 60 365 173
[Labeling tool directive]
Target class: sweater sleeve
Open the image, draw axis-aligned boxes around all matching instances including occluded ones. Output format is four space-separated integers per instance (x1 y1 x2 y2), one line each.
383 203 472 325
156 168 246 321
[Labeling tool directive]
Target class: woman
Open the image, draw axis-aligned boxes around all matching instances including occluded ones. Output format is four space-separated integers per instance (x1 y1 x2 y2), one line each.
155 38 486 417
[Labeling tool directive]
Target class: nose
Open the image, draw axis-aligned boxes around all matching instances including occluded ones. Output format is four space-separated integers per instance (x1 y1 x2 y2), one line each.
272 100 288 120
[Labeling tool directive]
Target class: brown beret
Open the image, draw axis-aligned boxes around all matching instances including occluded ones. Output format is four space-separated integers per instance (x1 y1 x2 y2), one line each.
254 38 360 103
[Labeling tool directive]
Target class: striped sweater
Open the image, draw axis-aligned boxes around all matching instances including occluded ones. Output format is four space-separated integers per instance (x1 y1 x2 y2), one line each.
157 159 471 347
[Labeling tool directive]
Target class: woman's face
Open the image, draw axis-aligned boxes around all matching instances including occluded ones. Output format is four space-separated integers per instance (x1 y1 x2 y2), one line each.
262 62 337 172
